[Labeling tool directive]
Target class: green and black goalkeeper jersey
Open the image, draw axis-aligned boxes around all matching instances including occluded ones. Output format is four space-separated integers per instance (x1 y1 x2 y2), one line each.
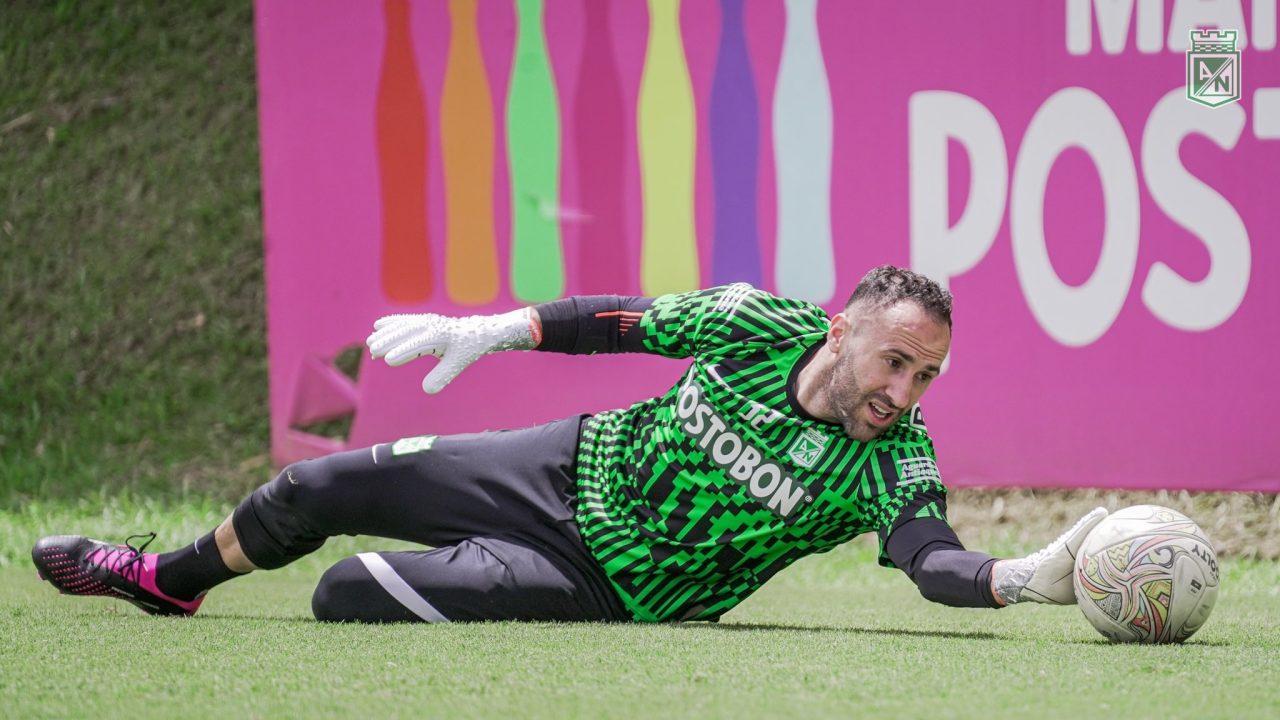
573 284 948 622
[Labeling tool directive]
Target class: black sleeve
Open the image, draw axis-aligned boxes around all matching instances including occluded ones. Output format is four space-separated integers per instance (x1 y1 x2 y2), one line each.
885 517 1002 609
533 296 654 355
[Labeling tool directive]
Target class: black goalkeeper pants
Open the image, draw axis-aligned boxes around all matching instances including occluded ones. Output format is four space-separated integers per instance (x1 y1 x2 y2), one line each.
231 415 629 623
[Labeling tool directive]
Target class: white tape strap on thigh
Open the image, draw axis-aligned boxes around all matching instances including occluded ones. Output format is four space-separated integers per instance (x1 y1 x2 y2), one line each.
355 552 450 623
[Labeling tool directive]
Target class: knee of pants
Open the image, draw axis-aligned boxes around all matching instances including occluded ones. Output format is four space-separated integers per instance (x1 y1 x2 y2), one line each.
259 458 341 527
312 555 426 623
312 555 370 622
231 459 340 570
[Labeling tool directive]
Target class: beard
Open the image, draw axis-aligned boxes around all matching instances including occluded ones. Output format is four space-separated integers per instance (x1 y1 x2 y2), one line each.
826 362 902 442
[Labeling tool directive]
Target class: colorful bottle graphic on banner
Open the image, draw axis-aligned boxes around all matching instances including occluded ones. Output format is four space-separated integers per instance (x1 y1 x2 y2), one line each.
774 0 833 303
375 0 840 305
376 0 431 303
638 0 699 295
442 0 499 305
575 0 629 295
710 0 761 287
508 0 564 303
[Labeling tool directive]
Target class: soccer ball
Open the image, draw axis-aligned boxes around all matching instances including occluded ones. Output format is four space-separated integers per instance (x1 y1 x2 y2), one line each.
1073 505 1219 643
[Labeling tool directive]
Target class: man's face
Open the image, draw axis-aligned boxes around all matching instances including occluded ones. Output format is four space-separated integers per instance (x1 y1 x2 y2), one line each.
825 301 951 442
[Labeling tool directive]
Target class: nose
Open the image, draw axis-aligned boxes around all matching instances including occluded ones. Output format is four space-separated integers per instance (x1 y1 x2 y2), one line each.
886 374 912 410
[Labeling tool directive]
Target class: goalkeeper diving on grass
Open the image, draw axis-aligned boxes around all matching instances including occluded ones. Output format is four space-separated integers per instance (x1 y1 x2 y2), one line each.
33 265 1106 622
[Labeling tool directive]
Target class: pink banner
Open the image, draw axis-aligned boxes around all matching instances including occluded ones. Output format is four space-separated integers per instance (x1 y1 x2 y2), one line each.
256 0 1280 492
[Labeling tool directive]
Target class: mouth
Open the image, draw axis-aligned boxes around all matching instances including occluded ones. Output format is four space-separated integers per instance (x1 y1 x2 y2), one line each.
866 399 897 426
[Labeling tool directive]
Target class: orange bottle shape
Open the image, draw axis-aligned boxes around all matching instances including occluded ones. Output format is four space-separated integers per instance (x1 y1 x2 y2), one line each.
441 0 499 306
376 0 432 303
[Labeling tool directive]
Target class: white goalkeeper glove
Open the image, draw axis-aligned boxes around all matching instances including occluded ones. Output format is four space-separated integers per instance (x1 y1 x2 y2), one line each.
990 507 1107 605
366 308 539 394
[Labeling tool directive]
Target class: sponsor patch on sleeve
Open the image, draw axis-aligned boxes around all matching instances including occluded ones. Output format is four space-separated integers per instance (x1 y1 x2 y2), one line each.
895 456 941 486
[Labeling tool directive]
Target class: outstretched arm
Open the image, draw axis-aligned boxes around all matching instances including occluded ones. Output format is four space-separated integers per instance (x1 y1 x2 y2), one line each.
887 508 1107 608
531 295 654 354
365 296 654 394
366 284 814 392
366 308 542 394
886 517 1001 608
988 507 1107 605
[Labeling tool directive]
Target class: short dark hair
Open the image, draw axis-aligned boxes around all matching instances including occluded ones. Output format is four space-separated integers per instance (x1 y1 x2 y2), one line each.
845 265 953 328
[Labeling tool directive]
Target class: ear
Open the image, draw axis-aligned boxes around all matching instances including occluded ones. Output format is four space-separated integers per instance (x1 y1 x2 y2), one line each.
827 312 850 353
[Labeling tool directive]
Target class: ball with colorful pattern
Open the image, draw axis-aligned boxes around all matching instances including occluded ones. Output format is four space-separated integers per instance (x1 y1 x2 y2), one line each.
1072 505 1219 643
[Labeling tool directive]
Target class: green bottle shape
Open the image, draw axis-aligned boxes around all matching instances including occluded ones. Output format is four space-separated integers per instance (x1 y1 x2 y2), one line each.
508 0 564 302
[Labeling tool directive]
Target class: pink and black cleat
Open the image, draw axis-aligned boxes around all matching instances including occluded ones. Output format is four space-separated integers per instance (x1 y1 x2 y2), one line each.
32 533 203 616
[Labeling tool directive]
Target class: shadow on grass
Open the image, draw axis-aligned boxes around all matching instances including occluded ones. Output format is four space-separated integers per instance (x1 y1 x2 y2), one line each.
687 621 1003 641
184 615 1000 640
1065 637 1232 647
199 612 315 624
111 614 1235 645
69 613 1238 647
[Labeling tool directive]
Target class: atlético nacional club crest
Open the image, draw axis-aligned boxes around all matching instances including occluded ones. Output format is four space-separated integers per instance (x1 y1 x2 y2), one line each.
1186 29 1241 108
787 428 829 469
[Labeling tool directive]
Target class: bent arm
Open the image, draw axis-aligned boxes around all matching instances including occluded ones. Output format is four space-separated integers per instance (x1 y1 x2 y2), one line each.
532 296 655 355
885 517 1003 609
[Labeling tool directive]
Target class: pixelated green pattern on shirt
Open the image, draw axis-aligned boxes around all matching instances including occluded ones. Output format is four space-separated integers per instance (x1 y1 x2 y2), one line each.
574 284 946 622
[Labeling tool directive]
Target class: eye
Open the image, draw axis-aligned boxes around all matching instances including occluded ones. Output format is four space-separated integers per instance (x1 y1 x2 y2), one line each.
886 357 901 369
916 373 933 383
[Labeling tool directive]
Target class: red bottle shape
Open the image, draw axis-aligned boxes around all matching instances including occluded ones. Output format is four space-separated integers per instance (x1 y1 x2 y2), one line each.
377 0 431 303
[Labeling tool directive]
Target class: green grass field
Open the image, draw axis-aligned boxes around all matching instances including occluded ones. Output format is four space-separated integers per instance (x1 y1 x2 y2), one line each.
2 503 1278 719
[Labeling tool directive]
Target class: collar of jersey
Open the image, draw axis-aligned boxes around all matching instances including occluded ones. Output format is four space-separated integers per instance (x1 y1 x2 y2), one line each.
784 334 846 429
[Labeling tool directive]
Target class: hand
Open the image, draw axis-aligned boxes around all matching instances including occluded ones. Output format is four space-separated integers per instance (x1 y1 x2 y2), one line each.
990 507 1107 605
366 308 538 393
